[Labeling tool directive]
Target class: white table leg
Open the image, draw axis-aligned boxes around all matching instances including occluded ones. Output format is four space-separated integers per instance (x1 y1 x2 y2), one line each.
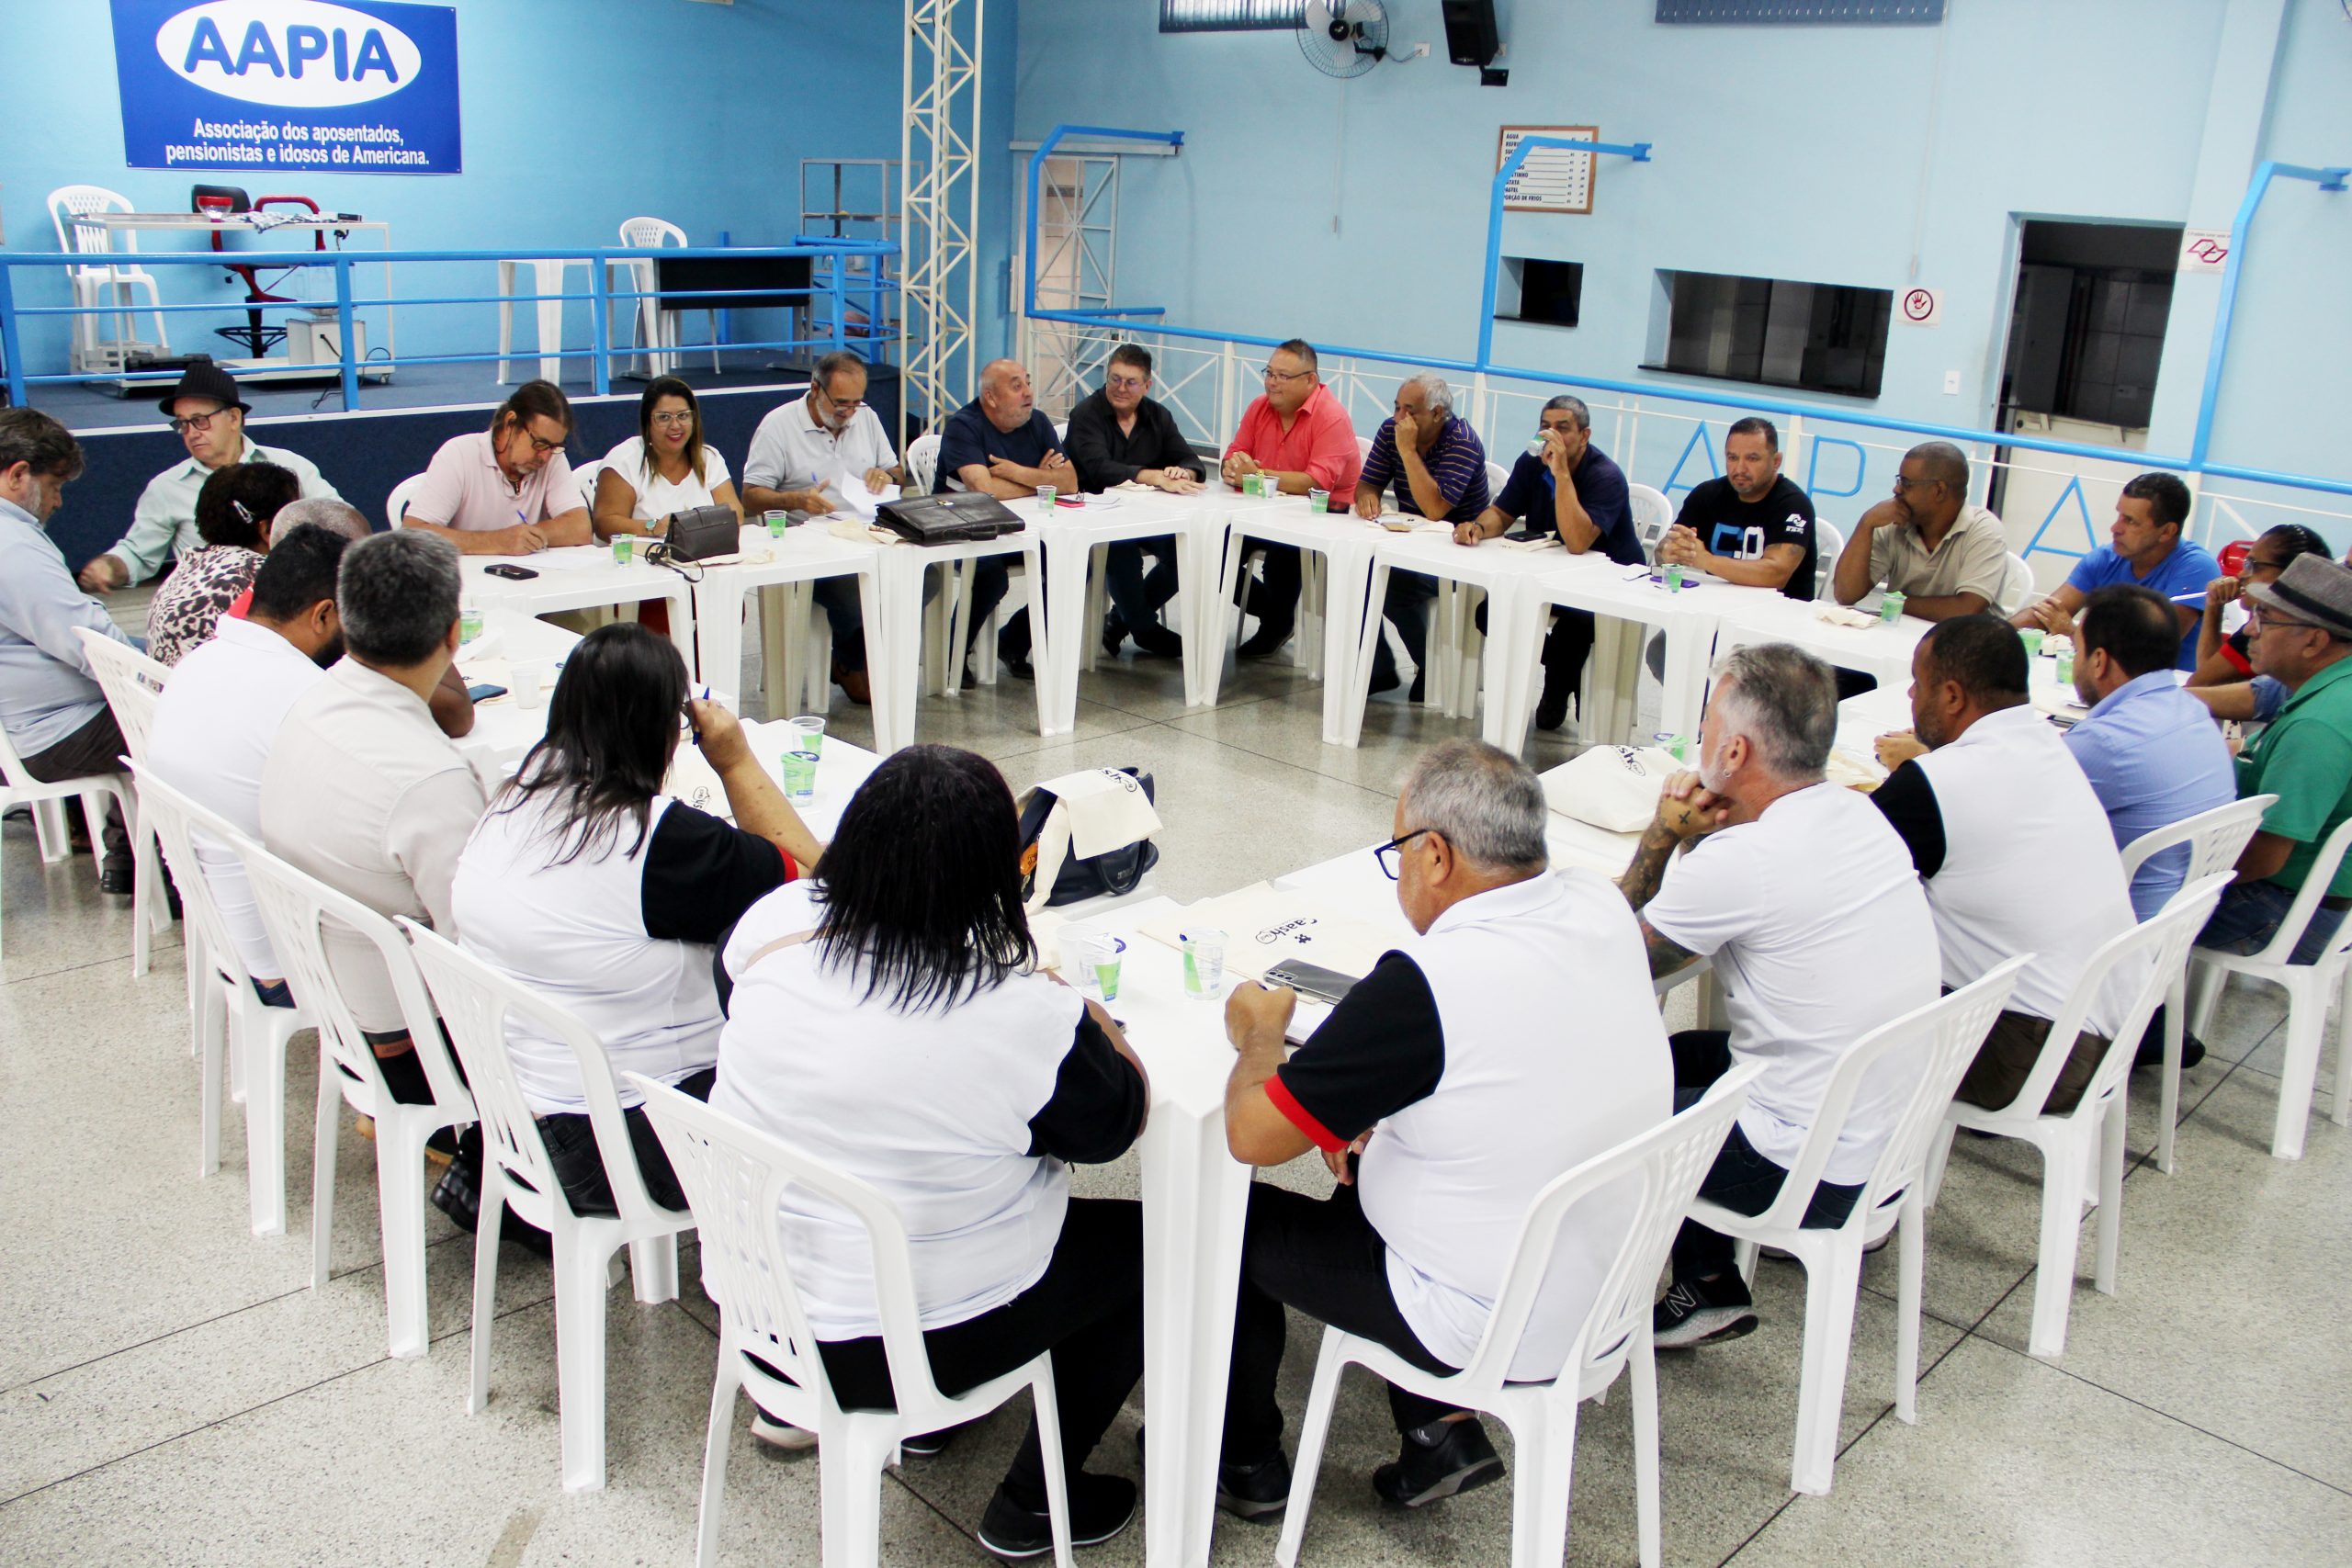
692 576 745 691
1138 1107 1252 1568
1659 611 1711 740
1042 533 1090 737
873 558 922 752
1323 547 1375 748
535 260 566 384
1478 581 1529 749
495 260 516 384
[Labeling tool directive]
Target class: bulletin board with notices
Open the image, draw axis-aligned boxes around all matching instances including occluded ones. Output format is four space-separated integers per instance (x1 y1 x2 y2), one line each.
1498 126 1600 215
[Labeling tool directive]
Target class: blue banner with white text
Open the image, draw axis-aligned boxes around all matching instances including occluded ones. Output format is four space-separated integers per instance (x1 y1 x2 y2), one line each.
110 0 462 175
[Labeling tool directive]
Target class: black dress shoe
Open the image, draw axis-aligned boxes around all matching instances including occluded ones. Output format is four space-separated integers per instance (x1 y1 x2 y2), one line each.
1533 677 1573 733
978 1472 1136 1560
1131 623 1184 660
1236 625 1293 660
1372 1419 1503 1509
98 866 135 897
1101 613 1128 658
1216 1452 1292 1520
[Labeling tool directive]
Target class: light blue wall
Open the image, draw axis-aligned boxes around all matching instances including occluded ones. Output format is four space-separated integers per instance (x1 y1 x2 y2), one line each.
1010 0 2349 496
0 0 913 374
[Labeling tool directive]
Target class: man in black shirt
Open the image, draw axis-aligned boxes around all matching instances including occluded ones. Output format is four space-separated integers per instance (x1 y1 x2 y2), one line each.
935 358 1071 678
1657 417 1817 599
1063 344 1205 658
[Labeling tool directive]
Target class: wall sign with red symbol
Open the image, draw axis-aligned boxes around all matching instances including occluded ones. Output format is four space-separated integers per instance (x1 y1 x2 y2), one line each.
1896 287 1942 327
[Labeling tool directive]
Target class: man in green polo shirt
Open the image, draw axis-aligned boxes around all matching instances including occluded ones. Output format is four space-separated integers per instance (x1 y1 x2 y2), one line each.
2199 554 2352 965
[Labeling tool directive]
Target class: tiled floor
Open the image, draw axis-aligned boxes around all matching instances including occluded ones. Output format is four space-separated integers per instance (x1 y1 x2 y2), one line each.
3 645 2346 1566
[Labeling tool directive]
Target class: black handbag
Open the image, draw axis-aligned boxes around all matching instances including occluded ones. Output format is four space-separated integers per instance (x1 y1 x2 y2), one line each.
877 491 1023 545
657 503 741 562
1017 769 1159 909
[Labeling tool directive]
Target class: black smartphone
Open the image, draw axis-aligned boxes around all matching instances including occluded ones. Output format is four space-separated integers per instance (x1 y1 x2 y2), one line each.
1264 959 1360 1005
466 682 508 702
483 563 538 581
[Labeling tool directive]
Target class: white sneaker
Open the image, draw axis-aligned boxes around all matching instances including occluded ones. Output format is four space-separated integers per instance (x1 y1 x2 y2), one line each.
752 1414 819 1451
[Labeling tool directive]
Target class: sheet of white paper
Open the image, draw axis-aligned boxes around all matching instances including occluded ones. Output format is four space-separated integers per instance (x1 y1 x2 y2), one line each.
836 474 902 521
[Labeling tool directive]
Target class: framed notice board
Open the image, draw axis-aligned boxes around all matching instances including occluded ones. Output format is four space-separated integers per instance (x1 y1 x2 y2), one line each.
1498 127 1598 215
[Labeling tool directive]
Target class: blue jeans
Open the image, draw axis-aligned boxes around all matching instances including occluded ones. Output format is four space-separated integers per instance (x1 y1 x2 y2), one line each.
251 976 294 1009
2198 879 2346 966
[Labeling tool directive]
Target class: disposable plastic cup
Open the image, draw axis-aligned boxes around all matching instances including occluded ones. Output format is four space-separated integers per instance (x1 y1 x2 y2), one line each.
612 535 635 566
789 715 826 756
764 511 791 537
1308 487 1329 513
514 659 549 711
1180 929 1227 1000
1037 485 1057 514
2019 628 2046 658
1879 590 1906 625
781 750 819 803
459 604 484 644
1064 932 1125 1004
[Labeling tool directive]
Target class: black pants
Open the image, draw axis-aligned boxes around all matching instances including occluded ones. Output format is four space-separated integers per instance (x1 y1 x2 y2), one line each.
1668 1031 1862 1284
811 1197 1144 1512
1237 543 1303 642
1372 571 1437 689
1224 1182 1459 1468
537 1065 714 1217
1104 537 1180 636
1476 599 1597 721
812 559 1011 673
20 705 132 873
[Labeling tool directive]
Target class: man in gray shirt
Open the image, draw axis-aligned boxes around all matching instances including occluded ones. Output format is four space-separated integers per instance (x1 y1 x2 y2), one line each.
0 409 141 890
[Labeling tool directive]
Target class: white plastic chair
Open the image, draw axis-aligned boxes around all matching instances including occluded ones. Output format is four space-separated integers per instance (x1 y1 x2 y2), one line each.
48 185 169 372
1813 519 1847 601
241 840 474 1359
128 763 315 1235
628 1074 1080 1568
616 217 719 377
1925 872 2234 1358
385 473 424 528
0 717 139 966
1628 484 1674 565
2118 795 2276 1173
1354 434 1374 463
1998 551 2034 616
72 629 176 980
1276 1063 1766 1568
1484 457 1510 498
401 919 697 1492
1689 956 2029 1495
2184 815 2352 1161
906 430 942 496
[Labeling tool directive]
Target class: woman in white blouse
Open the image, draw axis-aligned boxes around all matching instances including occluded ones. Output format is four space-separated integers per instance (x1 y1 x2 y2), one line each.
594 376 743 540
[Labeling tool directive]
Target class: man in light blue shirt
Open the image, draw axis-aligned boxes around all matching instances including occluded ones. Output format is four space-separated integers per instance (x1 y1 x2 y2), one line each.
0 409 141 890
2013 471 2218 670
2064 584 2236 920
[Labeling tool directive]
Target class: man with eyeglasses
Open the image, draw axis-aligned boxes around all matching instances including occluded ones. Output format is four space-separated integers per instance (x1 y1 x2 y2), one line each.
1063 344 1204 660
1831 440 2011 621
77 362 341 593
1220 339 1362 659
2185 525 2330 724
1218 739 1669 1516
743 352 904 702
2198 555 2352 966
402 379 593 555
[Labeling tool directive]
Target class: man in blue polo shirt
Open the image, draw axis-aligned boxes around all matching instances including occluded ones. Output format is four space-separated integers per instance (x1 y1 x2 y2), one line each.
1454 394 1634 729
1353 373 1490 698
2012 471 2218 670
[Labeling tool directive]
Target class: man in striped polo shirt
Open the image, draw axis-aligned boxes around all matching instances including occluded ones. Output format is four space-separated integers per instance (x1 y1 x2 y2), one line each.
1353 374 1491 698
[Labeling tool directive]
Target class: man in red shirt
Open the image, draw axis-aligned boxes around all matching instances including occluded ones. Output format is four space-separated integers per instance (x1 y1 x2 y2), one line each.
1221 339 1361 659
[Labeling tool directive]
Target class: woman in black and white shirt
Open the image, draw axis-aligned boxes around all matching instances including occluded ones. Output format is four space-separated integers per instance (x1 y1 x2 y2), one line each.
452 622 822 1220
711 745 1150 1560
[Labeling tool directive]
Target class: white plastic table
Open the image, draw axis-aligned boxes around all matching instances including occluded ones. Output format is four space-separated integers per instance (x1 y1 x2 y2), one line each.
686 525 887 736
867 524 1046 753
1712 587 1930 694
1199 493 1392 744
1491 555 1721 750
449 610 582 779
459 546 697 675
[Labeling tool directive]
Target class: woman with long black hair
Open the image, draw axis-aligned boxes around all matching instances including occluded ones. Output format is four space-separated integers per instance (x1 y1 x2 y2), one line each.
451 621 821 1217
710 745 1151 1558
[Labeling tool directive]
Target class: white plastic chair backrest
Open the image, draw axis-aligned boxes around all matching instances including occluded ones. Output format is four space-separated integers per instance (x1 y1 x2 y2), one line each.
618 216 688 250
2014 870 2236 1119
907 431 943 496
2120 795 2274 890
401 919 679 1227
627 1072 984 1432
1355 434 1374 462
1998 552 2033 615
126 761 261 993
241 835 471 1117
2219 815 2352 968
1748 955 2030 1233
1628 484 1674 562
49 185 133 260
1814 519 1847 599
385 473 425 527
569 460 603 512
1439 1060 1764 1400
74 628 167 763
1485 458 1510 498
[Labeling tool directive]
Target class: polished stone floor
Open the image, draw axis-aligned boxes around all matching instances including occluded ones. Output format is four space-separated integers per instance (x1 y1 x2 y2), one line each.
4 643 2346 1566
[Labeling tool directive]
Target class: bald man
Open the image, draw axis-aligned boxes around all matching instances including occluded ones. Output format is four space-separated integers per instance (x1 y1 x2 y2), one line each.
933 359 1070 679
1832 440 2011 622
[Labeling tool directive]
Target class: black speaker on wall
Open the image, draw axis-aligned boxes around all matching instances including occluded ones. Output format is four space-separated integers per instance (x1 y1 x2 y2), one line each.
1442 0 1499 67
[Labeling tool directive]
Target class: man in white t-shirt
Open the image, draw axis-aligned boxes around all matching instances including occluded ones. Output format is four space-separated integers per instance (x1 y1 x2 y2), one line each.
147 525 350 1006
1221 740 1671 1517
1869 615 2142 1117
1618 644 1940 1348
742 352 903 704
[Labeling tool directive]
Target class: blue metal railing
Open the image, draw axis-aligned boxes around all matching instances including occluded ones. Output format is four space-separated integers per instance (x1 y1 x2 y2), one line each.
1476 134 1652 368
0 240 900 412
1018 120 2352 505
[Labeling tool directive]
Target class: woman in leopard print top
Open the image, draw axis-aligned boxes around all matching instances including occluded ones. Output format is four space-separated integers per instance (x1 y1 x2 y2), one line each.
145 460 300 666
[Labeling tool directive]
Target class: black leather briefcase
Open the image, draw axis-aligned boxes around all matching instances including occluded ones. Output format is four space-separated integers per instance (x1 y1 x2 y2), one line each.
876 491 1023 545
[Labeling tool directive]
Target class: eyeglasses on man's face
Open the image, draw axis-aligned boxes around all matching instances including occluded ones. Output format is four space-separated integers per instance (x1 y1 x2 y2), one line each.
168 409 223 435
1106 373 1150 393
1261 365 1311 385
1373 827 1433 880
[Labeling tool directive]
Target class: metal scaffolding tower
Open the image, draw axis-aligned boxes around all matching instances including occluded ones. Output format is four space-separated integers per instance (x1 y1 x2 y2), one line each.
900 0 982 446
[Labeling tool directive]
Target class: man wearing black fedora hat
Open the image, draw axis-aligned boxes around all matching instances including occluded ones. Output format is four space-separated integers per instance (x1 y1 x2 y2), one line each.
2200 552 2352 966
76 361 341 594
